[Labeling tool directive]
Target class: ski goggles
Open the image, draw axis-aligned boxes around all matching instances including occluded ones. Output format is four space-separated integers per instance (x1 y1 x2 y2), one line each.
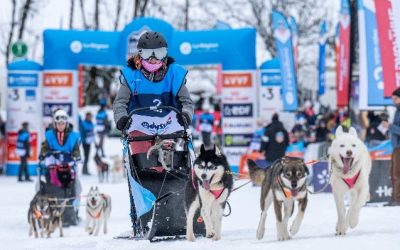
54 115 68 124
138 47 168 60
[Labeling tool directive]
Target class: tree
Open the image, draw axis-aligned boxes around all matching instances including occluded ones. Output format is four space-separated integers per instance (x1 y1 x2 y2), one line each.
69 0 75 29
4 0 17 65
18 0 33 40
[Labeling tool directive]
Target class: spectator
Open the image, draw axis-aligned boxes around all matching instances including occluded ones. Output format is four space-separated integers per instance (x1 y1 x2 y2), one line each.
16 122 32 182
199 104 214 149
366 112 389 147
388 88 400 206
80 112 95 175
260 113 289 168
95 103 110 157
315 118 330 143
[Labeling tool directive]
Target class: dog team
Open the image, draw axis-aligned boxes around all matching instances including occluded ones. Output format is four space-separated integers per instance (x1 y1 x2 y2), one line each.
28 126 372 241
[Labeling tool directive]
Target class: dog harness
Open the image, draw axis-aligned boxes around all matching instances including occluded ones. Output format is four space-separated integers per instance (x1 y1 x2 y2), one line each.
276 176 304 198
191 168 225 199
342 170 361 189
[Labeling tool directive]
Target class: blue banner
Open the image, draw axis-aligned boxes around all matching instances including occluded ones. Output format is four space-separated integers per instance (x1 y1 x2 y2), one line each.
272 10 298 111
260 58 281 86
318 21 327 96
288 16 298 68
357 0 392 106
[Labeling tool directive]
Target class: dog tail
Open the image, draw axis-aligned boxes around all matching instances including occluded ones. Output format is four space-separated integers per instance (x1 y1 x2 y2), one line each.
247 159 266 186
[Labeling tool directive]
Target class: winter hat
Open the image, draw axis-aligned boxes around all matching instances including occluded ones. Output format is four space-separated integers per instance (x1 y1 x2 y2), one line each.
392 87 400 97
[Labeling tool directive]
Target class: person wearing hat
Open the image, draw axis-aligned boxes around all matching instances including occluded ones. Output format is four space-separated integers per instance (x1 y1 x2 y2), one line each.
16 122 32 182
39 109 81 160
388 88 400 206
113 31 193 136
95 100 110 157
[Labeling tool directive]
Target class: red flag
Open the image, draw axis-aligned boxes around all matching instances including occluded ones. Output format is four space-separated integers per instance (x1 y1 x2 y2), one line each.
375 0 400 97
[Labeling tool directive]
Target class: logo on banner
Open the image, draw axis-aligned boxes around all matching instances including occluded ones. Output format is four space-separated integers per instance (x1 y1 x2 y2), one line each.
8 73 38 87
223 122 253 130
180 42 192 55
223 103 253 117
43 73 73 87
141 117 172 134
43 103 72 117
8 89 20 101
223 134 253 147
274 24 291 43
70 40 83 53
25 89 36 101
223 73 252 87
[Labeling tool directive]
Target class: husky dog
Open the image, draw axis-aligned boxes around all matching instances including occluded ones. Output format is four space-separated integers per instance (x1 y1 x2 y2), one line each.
185 145 233 241
94 152 109 183
110 154 124 183
85 186 112 236
329 126 371 235
247 160 267 186
28 193 52 238
46 197 68 238
252 157 309 241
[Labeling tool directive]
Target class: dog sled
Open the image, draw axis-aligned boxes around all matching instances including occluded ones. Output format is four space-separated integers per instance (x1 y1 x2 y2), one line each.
37 151 81 227
116 106 205 242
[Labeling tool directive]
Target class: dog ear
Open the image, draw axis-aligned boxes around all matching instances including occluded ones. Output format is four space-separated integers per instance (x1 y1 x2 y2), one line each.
348 127 357 137
200 144 206 155
304 165 310 175
214 145 222 157
95 186 98 191
335 126 344 136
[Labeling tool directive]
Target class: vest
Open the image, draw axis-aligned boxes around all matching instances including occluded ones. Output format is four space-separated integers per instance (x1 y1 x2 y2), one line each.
16 130 30 156
120 64 187 135
45 129 80 153
199 113 214 132
80 120 95 144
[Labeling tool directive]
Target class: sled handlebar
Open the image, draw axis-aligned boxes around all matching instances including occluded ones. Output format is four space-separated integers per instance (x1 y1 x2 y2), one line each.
122 105 190 136
126 131 187 142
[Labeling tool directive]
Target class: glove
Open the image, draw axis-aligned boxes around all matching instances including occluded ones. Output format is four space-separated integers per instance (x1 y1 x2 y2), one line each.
177 113 190 127
116 116 131 131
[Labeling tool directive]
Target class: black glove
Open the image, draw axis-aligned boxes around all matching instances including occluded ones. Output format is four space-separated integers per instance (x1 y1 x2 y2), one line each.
116 116 131 131
177 113 190 127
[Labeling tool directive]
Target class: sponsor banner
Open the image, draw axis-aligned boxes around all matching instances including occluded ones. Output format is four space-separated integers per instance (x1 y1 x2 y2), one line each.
272 10 298 111
375 0 400 97
42 70 78 130
260 70 281 86
288 16 298 70
318 21 327 96
222 119 255 134
369 160 392 203
8 73 38 87
223 133 253 148
222 72 253 88
311 161 332 193
128 111 183 135
222 103 253 118
7 132 38 162
222 88 253 102
337 0 351 107
259 86 282 122
224 147 248 170
358 0 392 108
43 103 73 117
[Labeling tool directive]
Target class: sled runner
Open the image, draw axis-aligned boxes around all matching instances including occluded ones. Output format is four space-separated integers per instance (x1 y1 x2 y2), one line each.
117 106 205 241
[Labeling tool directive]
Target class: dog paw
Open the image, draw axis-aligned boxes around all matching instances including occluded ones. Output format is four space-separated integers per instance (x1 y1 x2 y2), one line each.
206 231 215 238
186 233 196 242
277 234 291 241
290 223 300 236
348 213 359 229
212 234 221 241
256 228 265 240
335 225 347 236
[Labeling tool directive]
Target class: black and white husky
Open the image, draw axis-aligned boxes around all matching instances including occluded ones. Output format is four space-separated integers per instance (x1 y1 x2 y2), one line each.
185 145 233 241
85 186 112 236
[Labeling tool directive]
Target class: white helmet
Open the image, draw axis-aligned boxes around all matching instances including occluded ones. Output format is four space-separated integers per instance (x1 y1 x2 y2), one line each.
53 109 69 126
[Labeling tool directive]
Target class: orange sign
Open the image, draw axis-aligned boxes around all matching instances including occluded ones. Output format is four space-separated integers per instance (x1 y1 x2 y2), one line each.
43 72 73 87
7 132 38 162
223 73 252 88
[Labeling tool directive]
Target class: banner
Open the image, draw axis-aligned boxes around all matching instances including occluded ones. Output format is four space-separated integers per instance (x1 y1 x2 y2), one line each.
288 16 298 70
375 0 400 97
259 58 282 123
337 0 351 107
358 0 392 108
6 61 42 175
272 10 298 111
318 21 327 96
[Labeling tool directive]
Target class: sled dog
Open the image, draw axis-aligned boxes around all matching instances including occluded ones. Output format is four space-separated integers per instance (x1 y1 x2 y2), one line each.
329 126 371 235
85 186 112 236
94 152 109 183
110 154 124 183
252 157 309 241
28 193 52 238
185 145 233 241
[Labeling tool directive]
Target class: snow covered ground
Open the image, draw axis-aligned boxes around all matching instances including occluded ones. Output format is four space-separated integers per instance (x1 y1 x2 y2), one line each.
1 138 400 250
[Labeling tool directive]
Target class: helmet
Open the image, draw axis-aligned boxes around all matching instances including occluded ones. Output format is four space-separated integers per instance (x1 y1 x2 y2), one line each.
53 109 69 126
137 31 167 50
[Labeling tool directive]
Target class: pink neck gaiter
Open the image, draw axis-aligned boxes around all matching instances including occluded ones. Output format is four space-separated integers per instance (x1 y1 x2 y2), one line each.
141 59 163 72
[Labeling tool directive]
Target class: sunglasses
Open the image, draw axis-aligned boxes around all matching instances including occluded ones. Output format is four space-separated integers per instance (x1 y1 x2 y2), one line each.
139 47 167 60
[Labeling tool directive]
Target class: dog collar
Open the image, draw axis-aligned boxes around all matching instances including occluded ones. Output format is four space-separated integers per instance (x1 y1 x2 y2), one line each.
342 170 361 189
277 176 303 198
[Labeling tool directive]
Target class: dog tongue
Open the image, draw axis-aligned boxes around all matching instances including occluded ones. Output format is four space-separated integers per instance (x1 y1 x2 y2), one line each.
291 189 298 197
202 180 210 190
343 158 352 174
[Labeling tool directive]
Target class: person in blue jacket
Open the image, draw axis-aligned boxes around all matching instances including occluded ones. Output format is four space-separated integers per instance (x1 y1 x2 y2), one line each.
79 112 95 175
39 109 81 160
113 31 194 136
16 122 32 182
95 102 110 157
199 104 214 149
